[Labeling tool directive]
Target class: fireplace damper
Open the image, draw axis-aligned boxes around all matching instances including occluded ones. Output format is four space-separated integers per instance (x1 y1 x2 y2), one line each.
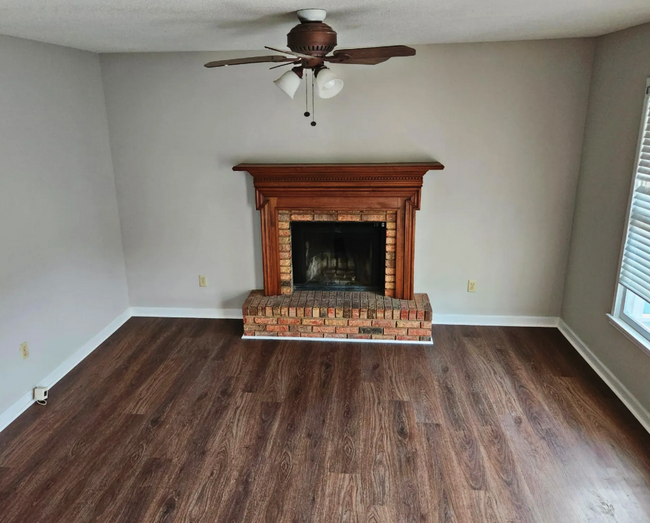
291 221 386 292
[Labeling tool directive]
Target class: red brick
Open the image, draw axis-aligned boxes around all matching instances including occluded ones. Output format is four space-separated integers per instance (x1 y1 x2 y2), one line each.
301 332 323 338
255 317 277 324
348 334 372 339
325 319 348 326
408 328 431 336
278 317 301 325
384 327 408 336
397 335 421 341
396 320 420 328
243 316 257 324
278 332 296 337
336 326 360 334
312 326 336 333
348 319 372 327
372 319 396 328
327 307 335 318
416 310 425 320
328 333 348 338
290 325 312 333
256 331 276 336
420 321 432 329
302 318 325 326
361 213 385 221
337 214 361 221
291 213 313 221
372 334 396 340
267 324 289 332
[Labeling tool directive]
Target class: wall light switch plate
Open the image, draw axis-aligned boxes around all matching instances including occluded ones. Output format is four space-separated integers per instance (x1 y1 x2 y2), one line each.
199 275 207 287
20 342 29 359
467 280 477 292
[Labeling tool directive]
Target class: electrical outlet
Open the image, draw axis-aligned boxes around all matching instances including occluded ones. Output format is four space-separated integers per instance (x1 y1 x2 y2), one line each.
199 275 207 287
20 342 29 359
467 280 477 292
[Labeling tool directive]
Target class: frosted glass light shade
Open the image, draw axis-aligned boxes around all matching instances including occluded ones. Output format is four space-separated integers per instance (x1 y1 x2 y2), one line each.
316 68 343 99
274 69 302 99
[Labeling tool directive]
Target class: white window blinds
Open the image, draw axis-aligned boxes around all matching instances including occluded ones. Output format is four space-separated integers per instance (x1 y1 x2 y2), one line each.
619 80 650 303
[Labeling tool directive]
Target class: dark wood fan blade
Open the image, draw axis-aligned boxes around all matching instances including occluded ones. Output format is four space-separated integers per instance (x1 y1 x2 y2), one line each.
327 45 415 64
204 55 294 68
328 57 391 65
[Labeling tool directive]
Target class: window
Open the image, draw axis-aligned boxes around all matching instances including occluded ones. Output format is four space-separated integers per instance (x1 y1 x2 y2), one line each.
610 78 650 349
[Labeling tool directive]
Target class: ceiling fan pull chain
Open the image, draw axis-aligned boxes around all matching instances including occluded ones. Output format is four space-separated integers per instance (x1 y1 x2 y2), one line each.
311 71 317 127
304 70 310 117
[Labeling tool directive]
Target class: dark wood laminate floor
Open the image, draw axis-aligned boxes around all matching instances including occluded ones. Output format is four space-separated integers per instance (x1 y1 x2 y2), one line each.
1 319 650 522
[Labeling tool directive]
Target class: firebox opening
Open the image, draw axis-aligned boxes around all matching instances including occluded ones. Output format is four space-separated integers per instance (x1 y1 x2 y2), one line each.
291 221 386 292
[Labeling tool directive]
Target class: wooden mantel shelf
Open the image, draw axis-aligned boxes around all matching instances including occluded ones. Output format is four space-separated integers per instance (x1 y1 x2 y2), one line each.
233 162 444 173
234 162 445 299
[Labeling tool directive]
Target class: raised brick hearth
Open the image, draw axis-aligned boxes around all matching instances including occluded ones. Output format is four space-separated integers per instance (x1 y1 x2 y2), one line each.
242 290 433 343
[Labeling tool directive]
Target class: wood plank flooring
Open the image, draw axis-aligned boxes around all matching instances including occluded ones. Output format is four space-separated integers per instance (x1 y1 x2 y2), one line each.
1 318 650 522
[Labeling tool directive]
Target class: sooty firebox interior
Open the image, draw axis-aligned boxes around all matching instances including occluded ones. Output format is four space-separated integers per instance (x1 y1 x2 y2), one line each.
291 222 386 292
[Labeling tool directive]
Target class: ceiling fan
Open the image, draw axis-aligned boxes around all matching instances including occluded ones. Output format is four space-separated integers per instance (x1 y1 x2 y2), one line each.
204 8 416 125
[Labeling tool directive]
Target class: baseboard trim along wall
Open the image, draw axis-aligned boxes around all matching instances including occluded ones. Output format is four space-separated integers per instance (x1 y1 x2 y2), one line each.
132 308 561 327
0 308 132 434
433 314 560 327
558 319 650 435
130 307 243 319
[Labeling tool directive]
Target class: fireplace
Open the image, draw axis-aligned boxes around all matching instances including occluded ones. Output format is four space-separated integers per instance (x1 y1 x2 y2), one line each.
292 221 386 292
235 163 444 343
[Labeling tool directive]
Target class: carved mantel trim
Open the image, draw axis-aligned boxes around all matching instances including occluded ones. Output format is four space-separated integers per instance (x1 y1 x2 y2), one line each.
234 162 444 299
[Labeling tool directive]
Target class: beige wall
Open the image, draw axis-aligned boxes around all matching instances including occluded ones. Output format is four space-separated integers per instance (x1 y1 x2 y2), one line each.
0 36 129 415
562 23 650 410
101 39 594 318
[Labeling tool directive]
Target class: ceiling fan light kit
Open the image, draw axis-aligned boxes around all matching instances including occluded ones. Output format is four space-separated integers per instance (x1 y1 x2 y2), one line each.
273 67 304 99
314 67 344 99
204 9 416 125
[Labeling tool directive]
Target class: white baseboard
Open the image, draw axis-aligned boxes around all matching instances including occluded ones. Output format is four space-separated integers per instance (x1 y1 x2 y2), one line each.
0 308 132 434
558 319 650 435
130 307 242 319
134 309 559 327
433 314 559 327
242 335 433 345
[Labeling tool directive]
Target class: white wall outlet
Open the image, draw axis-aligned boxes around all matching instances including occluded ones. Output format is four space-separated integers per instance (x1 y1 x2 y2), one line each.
20 341 29 359
467 280 477 292
34 387 48 405
199 275 207 287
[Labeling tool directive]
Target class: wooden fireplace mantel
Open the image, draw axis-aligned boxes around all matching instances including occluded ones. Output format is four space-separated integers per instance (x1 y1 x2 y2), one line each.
233 162 444 299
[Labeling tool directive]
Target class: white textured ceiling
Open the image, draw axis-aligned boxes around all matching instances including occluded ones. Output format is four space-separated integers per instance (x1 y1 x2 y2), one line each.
0 0 649 53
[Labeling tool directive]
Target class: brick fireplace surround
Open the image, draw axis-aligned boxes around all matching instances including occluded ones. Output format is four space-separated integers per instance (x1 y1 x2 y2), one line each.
234 163 444 343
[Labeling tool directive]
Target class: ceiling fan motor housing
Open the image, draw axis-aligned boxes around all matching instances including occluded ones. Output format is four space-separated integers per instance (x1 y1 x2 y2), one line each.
287 22 337 57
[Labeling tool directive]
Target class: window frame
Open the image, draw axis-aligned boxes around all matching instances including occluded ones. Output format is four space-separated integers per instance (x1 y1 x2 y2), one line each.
609 78 650 355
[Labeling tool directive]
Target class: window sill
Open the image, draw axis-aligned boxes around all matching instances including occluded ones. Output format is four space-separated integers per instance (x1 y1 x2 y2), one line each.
607 313 650 360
